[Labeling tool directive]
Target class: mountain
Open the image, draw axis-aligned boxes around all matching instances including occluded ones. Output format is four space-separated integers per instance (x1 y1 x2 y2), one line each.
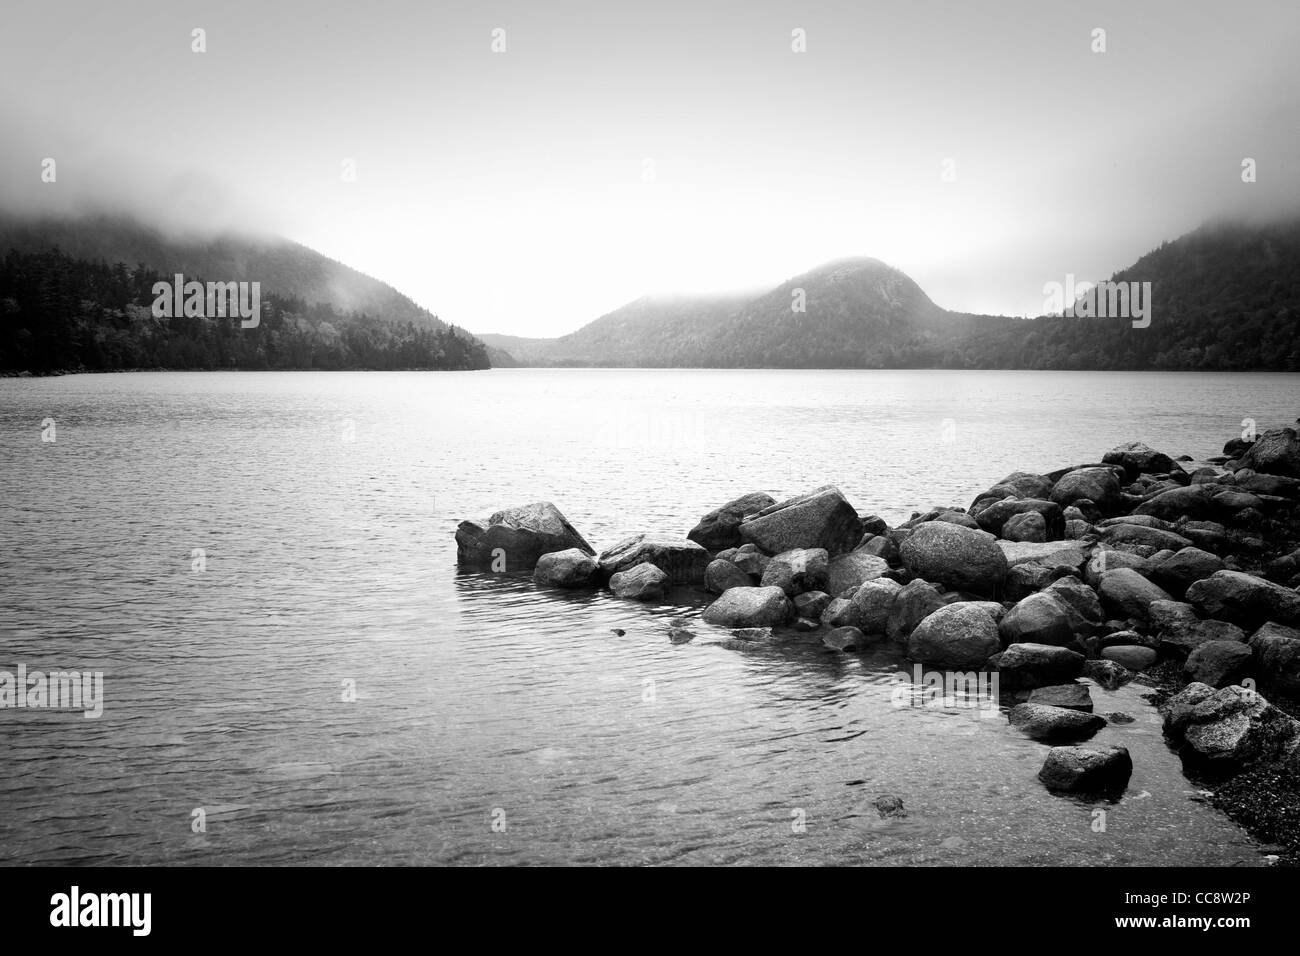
482 217 1300 371
0 213 493 373
0 213 469 334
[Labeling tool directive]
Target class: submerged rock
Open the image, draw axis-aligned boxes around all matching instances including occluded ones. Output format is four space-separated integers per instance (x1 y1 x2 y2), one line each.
824 626 870 652
1010 703 1106 742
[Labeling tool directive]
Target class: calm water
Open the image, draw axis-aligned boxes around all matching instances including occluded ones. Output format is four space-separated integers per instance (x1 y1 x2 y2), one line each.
1 369 1297 866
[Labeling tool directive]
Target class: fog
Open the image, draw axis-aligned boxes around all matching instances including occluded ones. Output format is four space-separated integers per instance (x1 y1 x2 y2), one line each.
1 0 1297 332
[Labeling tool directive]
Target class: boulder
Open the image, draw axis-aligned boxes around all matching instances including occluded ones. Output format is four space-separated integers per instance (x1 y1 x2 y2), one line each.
1083 659 1132 690
608 562 669 601
1010 704 1106 742
1097 568 1173 623
975 498 1062 539
738 485 862 557
760 547 830 596
1005 563 1056 601
906 603 1002 669
847 578 904 634
1102 441 1178 480
993 642 1085 690
1083 548 1148 587
1248 622 1300 698
826 547 890 595
1239 426 1300 478
1003 511 1047 542
1239 473 1300 497
900 522 1009 597
999 592 1078 648
1102 645 1158 671
687 491 777 551
1044 577 1105 624
1147 547 1225 598
1183 641 1254 688
456 502 594 570
793 590 832 620
885 578 951 642
969 472 1055 513
1100 524 1193 554
1096 629 1158 652
856 534 898 563
730 545 770 578
1159 617 1246 659
1038 745 1133 792
1028 683 1094 712
704 558 752 595
701 586 795 627
998 540 1089 574
1050 467 1122 515
1132 485 1217 521
599 534 711 585
532 548 602 588
1186 570 1300 629
1162 682 1300 772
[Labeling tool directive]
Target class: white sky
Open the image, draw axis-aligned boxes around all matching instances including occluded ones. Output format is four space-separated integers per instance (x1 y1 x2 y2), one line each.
2 0 1298 335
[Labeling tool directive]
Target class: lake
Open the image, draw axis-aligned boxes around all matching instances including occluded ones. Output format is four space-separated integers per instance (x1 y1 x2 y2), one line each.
1 368 1297 865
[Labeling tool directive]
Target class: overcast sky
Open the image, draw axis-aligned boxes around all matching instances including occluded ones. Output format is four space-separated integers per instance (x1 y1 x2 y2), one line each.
2 0 1298 335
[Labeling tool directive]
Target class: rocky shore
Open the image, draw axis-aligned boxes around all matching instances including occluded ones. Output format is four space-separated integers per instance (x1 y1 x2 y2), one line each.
457 427 1300 862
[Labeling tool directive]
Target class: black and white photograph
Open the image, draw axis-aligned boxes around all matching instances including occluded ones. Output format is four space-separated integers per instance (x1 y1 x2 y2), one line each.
1 0 1298 932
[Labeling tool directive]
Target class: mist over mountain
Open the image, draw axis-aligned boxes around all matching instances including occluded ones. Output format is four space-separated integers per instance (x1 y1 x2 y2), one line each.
481 217 1300 371
0 212 493 373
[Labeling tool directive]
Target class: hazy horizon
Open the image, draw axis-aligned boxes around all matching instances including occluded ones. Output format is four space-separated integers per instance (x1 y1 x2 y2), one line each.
2 0 1298 336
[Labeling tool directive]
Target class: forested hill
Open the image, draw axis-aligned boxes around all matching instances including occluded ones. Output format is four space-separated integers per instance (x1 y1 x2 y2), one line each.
0 247 490 373
482 217 1300 370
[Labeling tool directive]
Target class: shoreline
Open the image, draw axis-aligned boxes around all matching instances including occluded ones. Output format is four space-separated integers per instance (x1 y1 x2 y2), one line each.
458 429 1300 865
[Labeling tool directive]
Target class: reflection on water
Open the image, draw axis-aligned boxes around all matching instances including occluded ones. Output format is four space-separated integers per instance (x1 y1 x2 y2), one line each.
2 369 1293 865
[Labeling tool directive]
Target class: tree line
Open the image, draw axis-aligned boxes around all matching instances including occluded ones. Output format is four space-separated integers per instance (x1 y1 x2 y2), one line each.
0 247 491 374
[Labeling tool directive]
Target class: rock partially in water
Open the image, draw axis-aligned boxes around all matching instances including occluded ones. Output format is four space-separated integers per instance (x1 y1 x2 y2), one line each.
823 626 869 651
608 562 669 601
533 548 602 588
907 602 1001 669
704 558 751 595
761 547 830 596
668 627 696 645
457 501 595 570
874 795 907 818
599 533 710 585
1239 427 1300 478
1162 682 1300 773
994 642 1085 690
701 586 795 628
1010 703 1106 742
1082 658 1132 690
1028 683 1094 712
1038 744 1133 792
